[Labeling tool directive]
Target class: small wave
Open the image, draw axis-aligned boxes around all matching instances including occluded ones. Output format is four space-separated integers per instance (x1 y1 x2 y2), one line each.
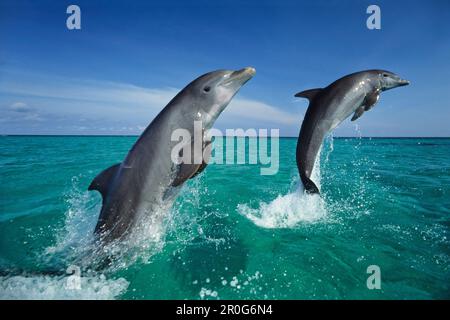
0 274 128 300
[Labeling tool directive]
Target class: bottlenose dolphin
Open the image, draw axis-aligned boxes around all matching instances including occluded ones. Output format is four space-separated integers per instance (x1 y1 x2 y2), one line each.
295 69 409 194
89 67 256 243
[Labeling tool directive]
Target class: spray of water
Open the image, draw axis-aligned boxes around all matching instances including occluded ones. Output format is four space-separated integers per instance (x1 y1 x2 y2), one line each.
2 170 227 300
238 149 328 228
46 177 178 272
0 274 129 300
0 175 181 299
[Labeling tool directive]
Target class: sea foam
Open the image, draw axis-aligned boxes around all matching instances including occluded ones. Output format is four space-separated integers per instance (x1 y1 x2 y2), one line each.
0 275 128 300
238 152 327 228
238 187 326 228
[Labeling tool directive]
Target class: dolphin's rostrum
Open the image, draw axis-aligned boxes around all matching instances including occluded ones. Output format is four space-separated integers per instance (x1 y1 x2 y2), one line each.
89 67 256 243
295 70 409 194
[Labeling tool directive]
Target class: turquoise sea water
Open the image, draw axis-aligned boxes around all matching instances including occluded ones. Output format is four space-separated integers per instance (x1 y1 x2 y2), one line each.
0 136 449 299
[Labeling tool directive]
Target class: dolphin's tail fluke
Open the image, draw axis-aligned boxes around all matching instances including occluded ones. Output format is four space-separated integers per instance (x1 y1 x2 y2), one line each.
300 173 320 194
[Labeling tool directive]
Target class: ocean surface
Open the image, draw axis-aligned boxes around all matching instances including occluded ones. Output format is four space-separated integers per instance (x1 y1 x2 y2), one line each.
0 136 449 299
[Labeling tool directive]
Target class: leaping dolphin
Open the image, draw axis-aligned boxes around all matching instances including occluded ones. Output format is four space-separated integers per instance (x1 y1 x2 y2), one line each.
295 69 409 194
88 67 256 243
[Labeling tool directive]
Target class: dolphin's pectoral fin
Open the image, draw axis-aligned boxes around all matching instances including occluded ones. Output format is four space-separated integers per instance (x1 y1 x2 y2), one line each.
172 138 212 186
351 90 380 121
190 160 208 179
191 162 208 178
363 90 380 111
172 163 202 187
294 88 323 101
88 163 120 201
351 106 365 121
191 139 212 178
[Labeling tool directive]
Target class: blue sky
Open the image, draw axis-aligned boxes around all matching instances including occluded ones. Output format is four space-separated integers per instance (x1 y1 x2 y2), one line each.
0 0 449 136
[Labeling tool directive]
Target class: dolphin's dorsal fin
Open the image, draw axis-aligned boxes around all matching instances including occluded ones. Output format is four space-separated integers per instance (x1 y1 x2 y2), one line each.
294 88 322 101
88 163 121 201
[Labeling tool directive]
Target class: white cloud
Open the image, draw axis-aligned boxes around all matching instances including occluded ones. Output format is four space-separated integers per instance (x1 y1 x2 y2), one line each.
0 71 298 134
1 75 178 113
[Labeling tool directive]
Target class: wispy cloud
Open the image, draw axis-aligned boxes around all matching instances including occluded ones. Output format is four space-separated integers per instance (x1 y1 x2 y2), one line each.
9 102 33 113
0 70 298 134
1 101 44 124
226 98 297 125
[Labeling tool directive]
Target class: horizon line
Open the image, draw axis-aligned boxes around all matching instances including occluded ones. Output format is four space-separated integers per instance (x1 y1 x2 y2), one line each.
1 134 450 139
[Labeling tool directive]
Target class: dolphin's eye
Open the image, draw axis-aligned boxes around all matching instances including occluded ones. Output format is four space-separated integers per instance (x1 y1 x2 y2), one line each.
203 86 211 93
382 73 388 77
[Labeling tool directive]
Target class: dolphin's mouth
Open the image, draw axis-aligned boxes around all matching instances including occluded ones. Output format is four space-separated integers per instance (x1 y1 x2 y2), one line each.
222 67 256 86
397 79 410 86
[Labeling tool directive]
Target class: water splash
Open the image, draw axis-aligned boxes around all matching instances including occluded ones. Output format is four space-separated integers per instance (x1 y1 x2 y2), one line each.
40 175 177 274
0 173 214 299
43 172 220 273
238 154 327 228
0 274 128 300
324 133 334 163
0 175 165 299
238 187 326 228
44 176 99 267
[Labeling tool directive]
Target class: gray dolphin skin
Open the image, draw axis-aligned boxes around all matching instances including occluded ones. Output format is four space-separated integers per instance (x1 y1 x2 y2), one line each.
89 67 256 243
295 69 409 194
